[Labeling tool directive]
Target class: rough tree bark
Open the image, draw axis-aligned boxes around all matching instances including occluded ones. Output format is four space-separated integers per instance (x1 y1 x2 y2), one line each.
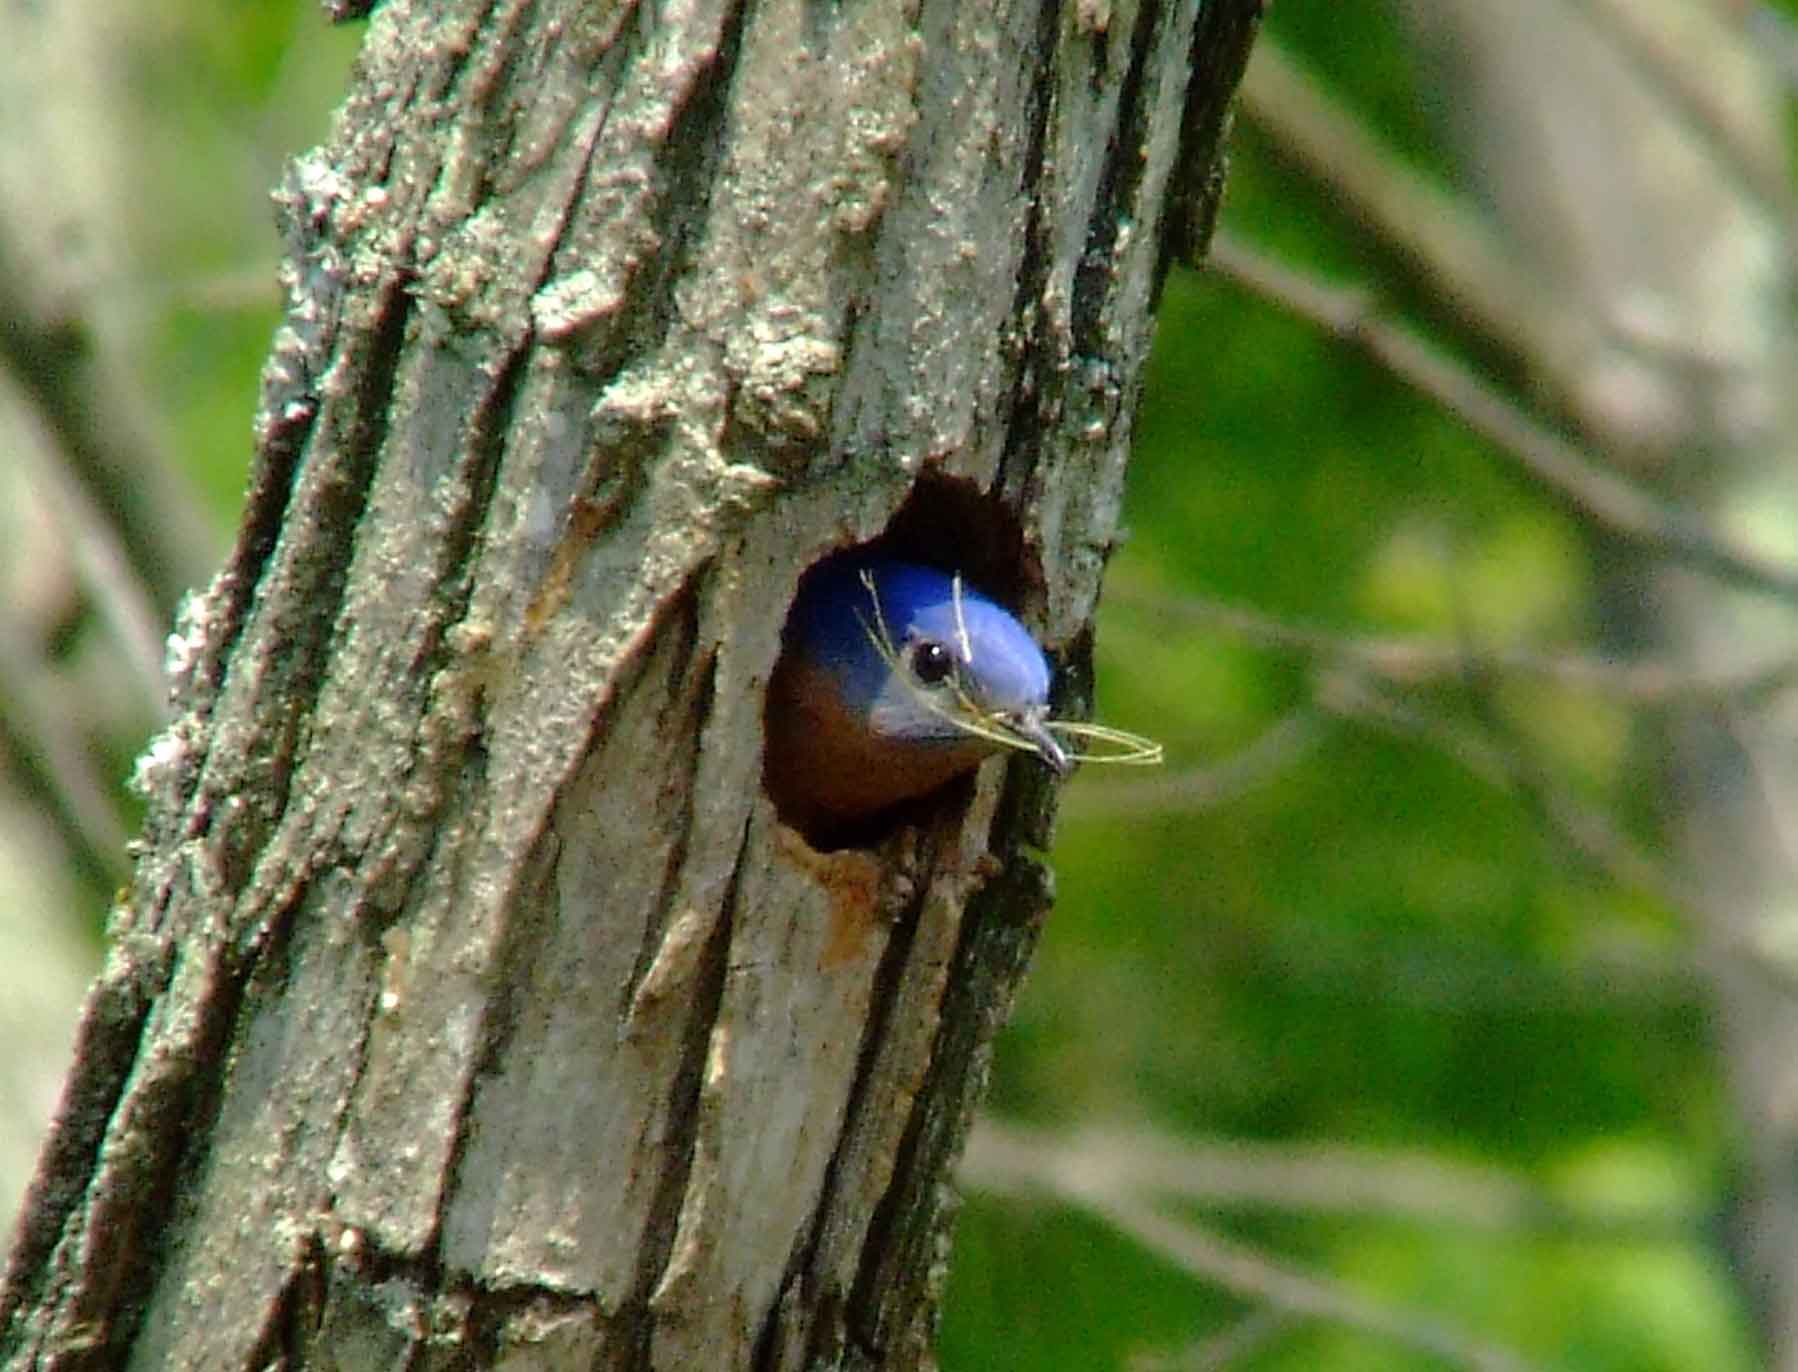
1 0 1260 1366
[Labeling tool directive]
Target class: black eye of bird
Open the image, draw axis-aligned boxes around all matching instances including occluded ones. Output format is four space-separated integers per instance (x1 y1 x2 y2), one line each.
911 640 954 685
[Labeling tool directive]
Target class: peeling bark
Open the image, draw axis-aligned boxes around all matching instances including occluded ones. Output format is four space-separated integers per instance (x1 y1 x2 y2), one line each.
0 0 1261 1366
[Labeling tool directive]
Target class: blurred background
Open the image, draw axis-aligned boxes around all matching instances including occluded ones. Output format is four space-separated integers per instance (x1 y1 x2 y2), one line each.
5 2 1797 1368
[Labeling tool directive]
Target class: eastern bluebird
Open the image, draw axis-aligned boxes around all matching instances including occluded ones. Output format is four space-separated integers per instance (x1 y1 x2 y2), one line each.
765 557 1072 833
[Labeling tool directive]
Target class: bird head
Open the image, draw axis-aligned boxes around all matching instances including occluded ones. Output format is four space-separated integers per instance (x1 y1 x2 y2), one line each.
789 558 1072 778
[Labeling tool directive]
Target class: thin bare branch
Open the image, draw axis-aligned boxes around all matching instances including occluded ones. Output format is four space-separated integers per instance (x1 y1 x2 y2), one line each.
966 1122 1700 1242
1317 667 1681 900
1729 0 1798 83
1223 913 1697 1016
1130 1311 1297 1371
1112 585 1798 705
1061 710 1324 819
1207 233 1798 605
1570 0 1798 237
1712 708 1798 925
1318 669 1798 1006
0 609 131 886
0 222 220 615
1235 38 1599 391
7 374 169 722
127 266 282 320
964 1122 1547 1372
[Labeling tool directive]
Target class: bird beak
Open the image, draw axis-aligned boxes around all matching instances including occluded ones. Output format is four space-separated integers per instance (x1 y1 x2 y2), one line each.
1006 710 1073 778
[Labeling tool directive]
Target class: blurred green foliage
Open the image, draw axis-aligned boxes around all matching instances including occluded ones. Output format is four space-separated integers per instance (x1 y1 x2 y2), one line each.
128 2 362 522
101 0 1795 1367
943 1 1778 1365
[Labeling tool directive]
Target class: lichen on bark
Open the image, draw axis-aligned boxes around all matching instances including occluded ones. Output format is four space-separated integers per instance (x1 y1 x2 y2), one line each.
0 0 1262 1367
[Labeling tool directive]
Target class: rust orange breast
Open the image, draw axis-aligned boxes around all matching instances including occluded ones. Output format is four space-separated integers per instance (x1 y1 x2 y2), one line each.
764 656 991 831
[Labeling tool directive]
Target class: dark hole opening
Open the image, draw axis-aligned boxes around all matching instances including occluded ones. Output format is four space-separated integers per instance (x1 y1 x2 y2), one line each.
762 473 1047 850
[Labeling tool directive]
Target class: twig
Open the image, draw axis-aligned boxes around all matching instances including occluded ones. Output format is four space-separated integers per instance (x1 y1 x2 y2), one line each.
1709 709 1798 937
1130 1310 1296 1371
964 1122 1547 1372
8 373 169 721
1570 0 1798 238
1317 667 1798 1002
1112 585 1798 705
1062 710 1323 819
966 1122 1700 1242
131 266 283 319
0 610 132 887
1235 38 1598 390
1206 911 1696 1016
0 220 219 616
1207 233 1798 605
1729 0 1798 84
1316 668 1685 904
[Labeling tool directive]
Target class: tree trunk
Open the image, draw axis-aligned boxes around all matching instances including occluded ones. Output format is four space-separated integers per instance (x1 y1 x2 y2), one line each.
0 0 1260 1366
